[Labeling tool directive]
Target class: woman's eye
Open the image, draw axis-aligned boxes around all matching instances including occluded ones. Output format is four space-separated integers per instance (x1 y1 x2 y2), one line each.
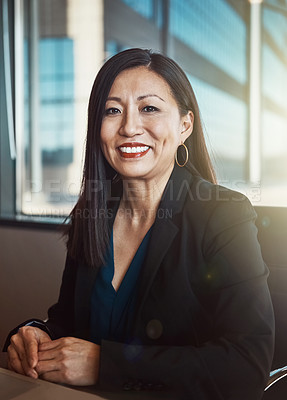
142 106 159 113
105 107 121 115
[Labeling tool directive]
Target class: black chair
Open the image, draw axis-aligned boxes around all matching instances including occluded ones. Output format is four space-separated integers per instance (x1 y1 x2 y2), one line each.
255 206 287 398
265 366 287 391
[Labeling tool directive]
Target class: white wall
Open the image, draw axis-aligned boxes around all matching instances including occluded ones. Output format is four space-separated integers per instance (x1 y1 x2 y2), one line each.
0 225 66 349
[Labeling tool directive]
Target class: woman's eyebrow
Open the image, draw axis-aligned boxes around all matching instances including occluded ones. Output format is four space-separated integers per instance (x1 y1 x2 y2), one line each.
106 96 121 102
137 94 165 102
106 94 165 102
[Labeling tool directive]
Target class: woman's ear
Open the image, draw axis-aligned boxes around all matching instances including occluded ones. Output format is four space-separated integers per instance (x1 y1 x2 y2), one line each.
180 111 194 142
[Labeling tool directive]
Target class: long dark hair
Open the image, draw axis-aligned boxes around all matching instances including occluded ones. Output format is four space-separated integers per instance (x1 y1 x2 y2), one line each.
67 48 216 267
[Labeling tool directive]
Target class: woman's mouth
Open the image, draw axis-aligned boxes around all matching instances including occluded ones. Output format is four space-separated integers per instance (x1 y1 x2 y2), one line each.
117 143 150 158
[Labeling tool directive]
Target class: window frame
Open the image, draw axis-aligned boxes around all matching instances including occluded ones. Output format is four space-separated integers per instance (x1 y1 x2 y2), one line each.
0 0 16 220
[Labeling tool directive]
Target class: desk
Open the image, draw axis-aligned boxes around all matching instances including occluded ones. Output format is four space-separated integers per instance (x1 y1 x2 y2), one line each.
0 368 106 400
0 353 173 400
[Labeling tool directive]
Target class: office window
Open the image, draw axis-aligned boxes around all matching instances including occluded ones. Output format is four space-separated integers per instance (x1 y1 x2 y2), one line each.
168 0 248 185
190 75 247 182
13 0 287 219
265 0 287 7
121 0 157 21
170 0 247 84
261 6 287 206
105 0 162 53
18 0 104 215
23 37 75 212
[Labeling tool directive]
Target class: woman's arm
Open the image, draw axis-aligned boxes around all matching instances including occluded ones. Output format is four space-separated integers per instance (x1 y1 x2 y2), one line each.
44 254 78 338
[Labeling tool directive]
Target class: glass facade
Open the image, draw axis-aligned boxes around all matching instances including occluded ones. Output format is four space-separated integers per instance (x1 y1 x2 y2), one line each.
20 0 104 215
121 0 156 21
261 5 287 205
168 0 248 182
39 38 74 156
16 0 287 216
190 75 247 181
170 0 247 84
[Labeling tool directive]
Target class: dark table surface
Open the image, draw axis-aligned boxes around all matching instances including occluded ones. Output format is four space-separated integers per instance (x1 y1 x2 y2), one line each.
0 352 174 400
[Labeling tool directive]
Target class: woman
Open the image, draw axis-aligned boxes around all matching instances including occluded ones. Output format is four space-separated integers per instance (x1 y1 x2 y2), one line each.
5 48 274 399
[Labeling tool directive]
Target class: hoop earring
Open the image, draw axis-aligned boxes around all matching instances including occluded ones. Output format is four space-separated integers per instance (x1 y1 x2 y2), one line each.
175 143 189 167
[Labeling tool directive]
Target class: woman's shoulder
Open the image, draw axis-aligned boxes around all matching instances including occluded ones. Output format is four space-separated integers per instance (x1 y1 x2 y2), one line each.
183 173 257 232
189 174 248 203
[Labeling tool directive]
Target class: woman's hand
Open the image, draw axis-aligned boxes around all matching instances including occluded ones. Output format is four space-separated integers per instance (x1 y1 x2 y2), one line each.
36 337 100 386
7 326 51 378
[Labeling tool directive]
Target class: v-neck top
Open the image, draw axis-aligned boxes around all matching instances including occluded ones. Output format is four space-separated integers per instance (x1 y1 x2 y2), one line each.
90 227 152 344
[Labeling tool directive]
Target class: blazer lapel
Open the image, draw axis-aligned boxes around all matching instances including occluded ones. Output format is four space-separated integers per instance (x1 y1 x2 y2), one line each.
136 165 193 312
136 218 179 312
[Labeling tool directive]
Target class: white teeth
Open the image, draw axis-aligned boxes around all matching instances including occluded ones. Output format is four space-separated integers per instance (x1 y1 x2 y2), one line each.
119 146 149 153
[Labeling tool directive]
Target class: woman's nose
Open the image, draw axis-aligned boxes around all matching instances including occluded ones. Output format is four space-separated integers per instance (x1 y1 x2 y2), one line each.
119 109 142 136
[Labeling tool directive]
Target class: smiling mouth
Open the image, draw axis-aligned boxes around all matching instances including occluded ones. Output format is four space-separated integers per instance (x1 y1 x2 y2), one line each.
117 144 151 159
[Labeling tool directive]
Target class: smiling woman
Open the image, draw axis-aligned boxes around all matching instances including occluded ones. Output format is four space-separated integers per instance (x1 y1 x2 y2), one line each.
4 49 274 400
63 49 217 270
100 66 193 183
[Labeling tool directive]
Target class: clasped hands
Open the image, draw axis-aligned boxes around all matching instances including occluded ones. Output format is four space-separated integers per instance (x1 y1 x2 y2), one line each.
7 326 100 386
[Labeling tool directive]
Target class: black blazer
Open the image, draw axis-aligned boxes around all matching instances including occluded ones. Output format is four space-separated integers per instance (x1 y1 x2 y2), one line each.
5 165 275 399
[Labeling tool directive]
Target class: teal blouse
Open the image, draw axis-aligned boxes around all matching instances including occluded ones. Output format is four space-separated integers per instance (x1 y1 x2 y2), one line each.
90 227 152 344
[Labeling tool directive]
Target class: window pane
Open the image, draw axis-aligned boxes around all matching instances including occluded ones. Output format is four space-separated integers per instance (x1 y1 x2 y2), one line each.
261 7 287 206
20 0 104 215
105 0 162 54
190 76 247 182
121 0 154 20
169 0 248 185
170 0 247 84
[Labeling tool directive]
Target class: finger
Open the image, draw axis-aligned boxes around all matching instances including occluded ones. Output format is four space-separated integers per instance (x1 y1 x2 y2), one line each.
24 339 39 369
18 327 40 369
9 335 34 376
7 346 25 375
8 345 38 379
38 348 60 362
11 329 40 378
36 360 60 376
18 353 38 379
40 370 64 384
10 334 26 364
39 338 64 352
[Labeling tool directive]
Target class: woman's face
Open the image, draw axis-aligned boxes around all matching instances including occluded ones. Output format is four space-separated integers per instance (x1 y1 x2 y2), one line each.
100 66 193 181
